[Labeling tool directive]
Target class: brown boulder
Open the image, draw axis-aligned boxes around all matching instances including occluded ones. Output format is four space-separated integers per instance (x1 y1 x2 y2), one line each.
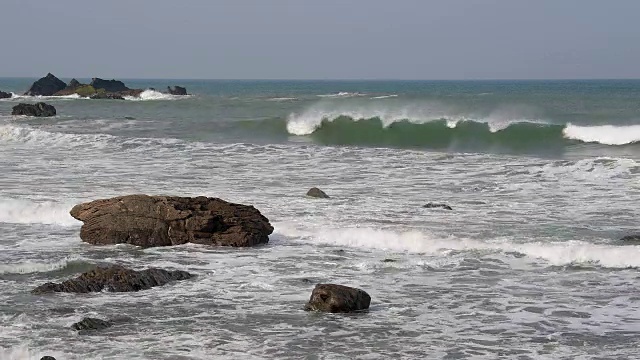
70 195 273 247
304 284 371 313
32 265 193 294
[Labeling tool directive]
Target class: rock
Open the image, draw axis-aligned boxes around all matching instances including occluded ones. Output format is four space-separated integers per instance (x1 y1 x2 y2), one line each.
90 78 130 92
167 86 188 95
621 235 640 242
32 265 193 294
306 187 330 199
304 284 371 313
90 92 125 100
71 317 112 331
423 202 452 210
382 258 396 263
24 73 67 96
67 78 81 89
69 195 274 247
11 102 56 117
0 90 11 99
40 357 56 360
55 84 96 97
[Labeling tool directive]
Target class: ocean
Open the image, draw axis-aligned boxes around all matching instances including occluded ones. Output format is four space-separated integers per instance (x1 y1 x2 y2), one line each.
0 78 638 359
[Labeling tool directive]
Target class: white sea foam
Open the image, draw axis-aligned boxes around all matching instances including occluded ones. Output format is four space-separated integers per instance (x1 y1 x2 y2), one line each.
317 92 365 98
563 123 640 145
370 94 398 99
276 225 640 268
0 198 79 226
267 97 298 101
0 124 115 149
8 93 83 100
0 257 81 275
124 89 191 101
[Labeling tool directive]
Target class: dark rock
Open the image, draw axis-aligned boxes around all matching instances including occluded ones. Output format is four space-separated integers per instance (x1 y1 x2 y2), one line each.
24 73 67 96
167 86 188 95
90 78 130 92
304 284 371 313
90 92 125 100
621 235 640 242
11 102 56 117
32 265 193 294
382 258 396 263
423 202 453 210
71 317 112 331
0 90 11 99
40 357 56 360
54 79 94 96
69 194 274 247
67 78 82 89
306 187 330 199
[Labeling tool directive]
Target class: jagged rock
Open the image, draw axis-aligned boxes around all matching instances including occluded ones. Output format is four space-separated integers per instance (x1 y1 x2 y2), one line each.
89 78 130 92
24 73 67 96
32 265 193 294
621 235 640 242
0 90 11 99
71 317 112 331
306 187 330 199
67 78 81 88
40 357 56 360
304 284 371 313
69 195 273 247
167 86 188 95
423 202 452 210
11 102 56 117
90 92 125 100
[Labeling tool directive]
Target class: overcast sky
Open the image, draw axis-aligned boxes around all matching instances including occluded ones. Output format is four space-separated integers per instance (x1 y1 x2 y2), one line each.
2 0 639 79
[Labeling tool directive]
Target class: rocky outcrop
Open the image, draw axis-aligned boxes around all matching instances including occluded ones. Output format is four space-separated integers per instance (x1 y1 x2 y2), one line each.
423 202 452 210
32 265 193 294
24 73 66 96
167 86 188 95
90 78 129 92
11 102 56 117
69 195 273 247
304 284 371 313
90 92 125 100
0 90 11 99
306 187 330 199
621 234 640 242
71 317 112 331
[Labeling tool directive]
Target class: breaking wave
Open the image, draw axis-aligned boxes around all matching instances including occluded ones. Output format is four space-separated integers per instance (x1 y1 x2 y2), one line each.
124 89 191 101
0 198 79 226
277 225 640 269
0 257 92 275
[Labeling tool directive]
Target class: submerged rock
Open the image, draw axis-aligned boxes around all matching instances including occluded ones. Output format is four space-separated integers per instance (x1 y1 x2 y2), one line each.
621 234 640 242
70 194 273 247
0 90 11 99
306 187 330 199
167 86 188 95
89 78 130 92
423 202 453 210
24 73 66 96
71 317 112 331
32 265 193 294
304 284 371 313
11 102 56 117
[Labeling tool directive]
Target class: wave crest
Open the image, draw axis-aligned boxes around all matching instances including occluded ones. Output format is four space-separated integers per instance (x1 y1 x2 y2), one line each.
0 198 79 226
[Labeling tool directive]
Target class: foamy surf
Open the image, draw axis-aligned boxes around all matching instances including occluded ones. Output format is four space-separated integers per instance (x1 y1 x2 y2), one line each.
0 198 79 226
317 92 365 98
277 225 640 269
563 123 640 145
124 89 192 101
0 257 83 275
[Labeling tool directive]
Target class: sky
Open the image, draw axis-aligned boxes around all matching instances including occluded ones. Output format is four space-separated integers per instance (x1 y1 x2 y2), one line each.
2 0 640 80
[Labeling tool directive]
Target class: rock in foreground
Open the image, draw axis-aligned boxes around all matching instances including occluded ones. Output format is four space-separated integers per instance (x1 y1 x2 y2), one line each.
12 102 56 117
70 195 273 247
167 86 188 95
32 265 193 294
621 234 640 242
71 317 112 331
306 187 330 199
423 202 452 210
0 90 11 99
304 284 371 313
24 73 67 96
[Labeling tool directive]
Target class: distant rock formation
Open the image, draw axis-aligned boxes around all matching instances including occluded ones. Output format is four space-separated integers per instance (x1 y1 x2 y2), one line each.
69 195 274 247
90 78 130 92
24 73 67 96
90 92 125 100
304 284 371 313
167 86 188 95
71 317 112 331
32 265 193 294
423 202 453 210
306 187 330 199
0 90 11 99
11 102 56 117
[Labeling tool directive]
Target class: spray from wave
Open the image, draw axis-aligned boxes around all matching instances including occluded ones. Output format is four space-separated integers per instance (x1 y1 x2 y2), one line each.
124 89 192 101
0 198 80 226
